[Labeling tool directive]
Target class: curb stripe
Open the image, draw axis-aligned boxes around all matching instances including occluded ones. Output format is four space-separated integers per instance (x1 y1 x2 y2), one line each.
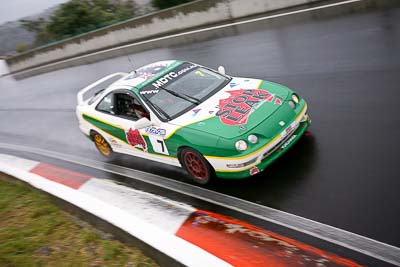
176 210 362 267
30 163 92 189
0 155 364 266
1 144 399 265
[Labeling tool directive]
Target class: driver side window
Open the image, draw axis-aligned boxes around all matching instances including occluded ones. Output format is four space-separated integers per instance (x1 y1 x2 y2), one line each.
114 93 149 121
96 91 149 121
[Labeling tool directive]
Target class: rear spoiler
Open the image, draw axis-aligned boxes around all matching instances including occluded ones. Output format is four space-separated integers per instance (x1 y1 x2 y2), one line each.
77 72 127 106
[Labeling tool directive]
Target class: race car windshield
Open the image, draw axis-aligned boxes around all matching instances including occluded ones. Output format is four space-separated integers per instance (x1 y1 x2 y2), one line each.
140 63 229 120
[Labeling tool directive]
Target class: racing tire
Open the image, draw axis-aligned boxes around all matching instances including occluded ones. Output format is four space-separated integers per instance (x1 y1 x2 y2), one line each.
92 132 115 160
179 147 215 185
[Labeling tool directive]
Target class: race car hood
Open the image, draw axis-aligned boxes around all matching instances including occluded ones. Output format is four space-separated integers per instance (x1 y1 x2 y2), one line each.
170 77 292 139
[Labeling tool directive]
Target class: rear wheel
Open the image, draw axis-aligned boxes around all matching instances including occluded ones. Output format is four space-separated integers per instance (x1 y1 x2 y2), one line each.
92 132 114 159
180 148 214 185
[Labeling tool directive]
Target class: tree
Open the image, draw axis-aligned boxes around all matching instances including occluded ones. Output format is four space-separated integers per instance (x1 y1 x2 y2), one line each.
20 18 46 33
115 0 137 20
151 0 194 10
21 0 137 47
16 42 27 53
45 0 116 39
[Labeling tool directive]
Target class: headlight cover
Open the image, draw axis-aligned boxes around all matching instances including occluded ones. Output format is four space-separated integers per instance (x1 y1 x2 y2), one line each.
288 100 296 109
248 134 258 144
292 93 299 104
235 140 248 151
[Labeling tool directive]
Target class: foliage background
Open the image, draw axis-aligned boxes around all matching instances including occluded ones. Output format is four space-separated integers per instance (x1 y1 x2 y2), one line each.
15 0 195 53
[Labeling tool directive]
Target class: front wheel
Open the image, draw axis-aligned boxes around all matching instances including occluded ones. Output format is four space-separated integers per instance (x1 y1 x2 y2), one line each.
180 148 214 185
92 132 114 159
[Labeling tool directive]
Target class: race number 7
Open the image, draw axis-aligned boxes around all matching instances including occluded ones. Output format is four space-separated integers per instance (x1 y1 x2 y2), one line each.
149 136 169 155
156 140 165 152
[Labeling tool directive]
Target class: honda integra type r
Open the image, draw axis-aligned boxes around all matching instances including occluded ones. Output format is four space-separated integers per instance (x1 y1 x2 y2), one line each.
76 60 311 184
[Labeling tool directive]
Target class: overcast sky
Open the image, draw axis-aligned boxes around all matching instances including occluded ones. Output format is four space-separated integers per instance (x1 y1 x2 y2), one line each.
0 0 69 24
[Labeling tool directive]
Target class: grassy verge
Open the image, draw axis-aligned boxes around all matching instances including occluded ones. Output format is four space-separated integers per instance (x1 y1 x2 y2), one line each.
0 173 159 267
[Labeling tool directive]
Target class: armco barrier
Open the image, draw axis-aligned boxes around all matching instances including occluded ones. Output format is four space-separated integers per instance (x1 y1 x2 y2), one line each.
4 0 399 79
4 0 325 73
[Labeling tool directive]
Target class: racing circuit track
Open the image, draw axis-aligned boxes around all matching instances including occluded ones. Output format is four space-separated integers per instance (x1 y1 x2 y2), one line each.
1 3 400 253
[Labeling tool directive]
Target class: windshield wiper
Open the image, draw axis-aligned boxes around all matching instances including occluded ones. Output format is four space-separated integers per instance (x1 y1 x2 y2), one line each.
159 86 200 105
148 100 171 121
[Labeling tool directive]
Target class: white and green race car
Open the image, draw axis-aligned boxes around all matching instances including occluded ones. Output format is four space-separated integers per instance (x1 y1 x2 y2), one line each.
76 60 310 184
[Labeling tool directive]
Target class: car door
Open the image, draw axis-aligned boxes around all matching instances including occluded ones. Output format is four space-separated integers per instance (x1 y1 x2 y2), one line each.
91 91 128 153
93 89 173 163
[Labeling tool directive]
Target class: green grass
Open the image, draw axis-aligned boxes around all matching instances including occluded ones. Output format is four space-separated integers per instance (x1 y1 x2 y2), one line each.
0 174 159 267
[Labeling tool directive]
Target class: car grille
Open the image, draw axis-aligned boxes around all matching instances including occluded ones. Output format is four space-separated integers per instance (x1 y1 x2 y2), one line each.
262 124 299 160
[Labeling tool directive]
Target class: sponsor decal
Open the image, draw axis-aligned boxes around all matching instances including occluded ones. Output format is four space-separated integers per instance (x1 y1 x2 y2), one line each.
239 126 246 131
140 72 154 79
198 122 206 126
126 62 170 80
281 134 297 149
216 89 274 126
275 97 282 105
152 72 178 88
109 138 122 148
192 108 201 116
229 82 239 88
126 128 148 152
151 64 196 89
285 125 294 135
281 122 299 139
145 127 166 137
195 70 205 77
279 121 285 126
207 105 220 115
140 89 159 95
244 79 250 82
250 166 260 175
140 63 197 96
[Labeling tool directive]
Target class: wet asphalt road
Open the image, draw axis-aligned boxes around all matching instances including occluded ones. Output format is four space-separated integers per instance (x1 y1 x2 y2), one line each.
1 7 400 247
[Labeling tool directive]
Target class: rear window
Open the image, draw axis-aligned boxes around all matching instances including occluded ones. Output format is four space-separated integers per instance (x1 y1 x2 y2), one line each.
88 89 105 105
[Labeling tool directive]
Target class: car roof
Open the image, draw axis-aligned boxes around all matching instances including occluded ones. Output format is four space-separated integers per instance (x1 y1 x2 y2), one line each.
111 60 185 94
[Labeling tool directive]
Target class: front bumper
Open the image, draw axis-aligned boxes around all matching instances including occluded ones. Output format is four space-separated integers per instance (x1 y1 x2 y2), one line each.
214 114 311 179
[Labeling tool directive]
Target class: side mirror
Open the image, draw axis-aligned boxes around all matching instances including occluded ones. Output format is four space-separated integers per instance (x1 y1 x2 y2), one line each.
134 117 152 129
218 66 226 75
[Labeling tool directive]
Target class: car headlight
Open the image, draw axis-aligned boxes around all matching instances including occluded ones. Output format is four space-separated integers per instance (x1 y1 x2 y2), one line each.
288 100 296 109
292 94 299 104
235 140 248 151
248 134 258 144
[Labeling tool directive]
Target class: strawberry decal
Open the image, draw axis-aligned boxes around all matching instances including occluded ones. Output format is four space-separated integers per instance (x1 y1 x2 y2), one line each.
216 89 275 126
126 128 147 152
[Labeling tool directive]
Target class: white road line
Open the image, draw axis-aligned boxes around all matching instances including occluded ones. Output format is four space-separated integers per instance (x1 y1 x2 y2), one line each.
0 142 399 266
8 0 363 77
